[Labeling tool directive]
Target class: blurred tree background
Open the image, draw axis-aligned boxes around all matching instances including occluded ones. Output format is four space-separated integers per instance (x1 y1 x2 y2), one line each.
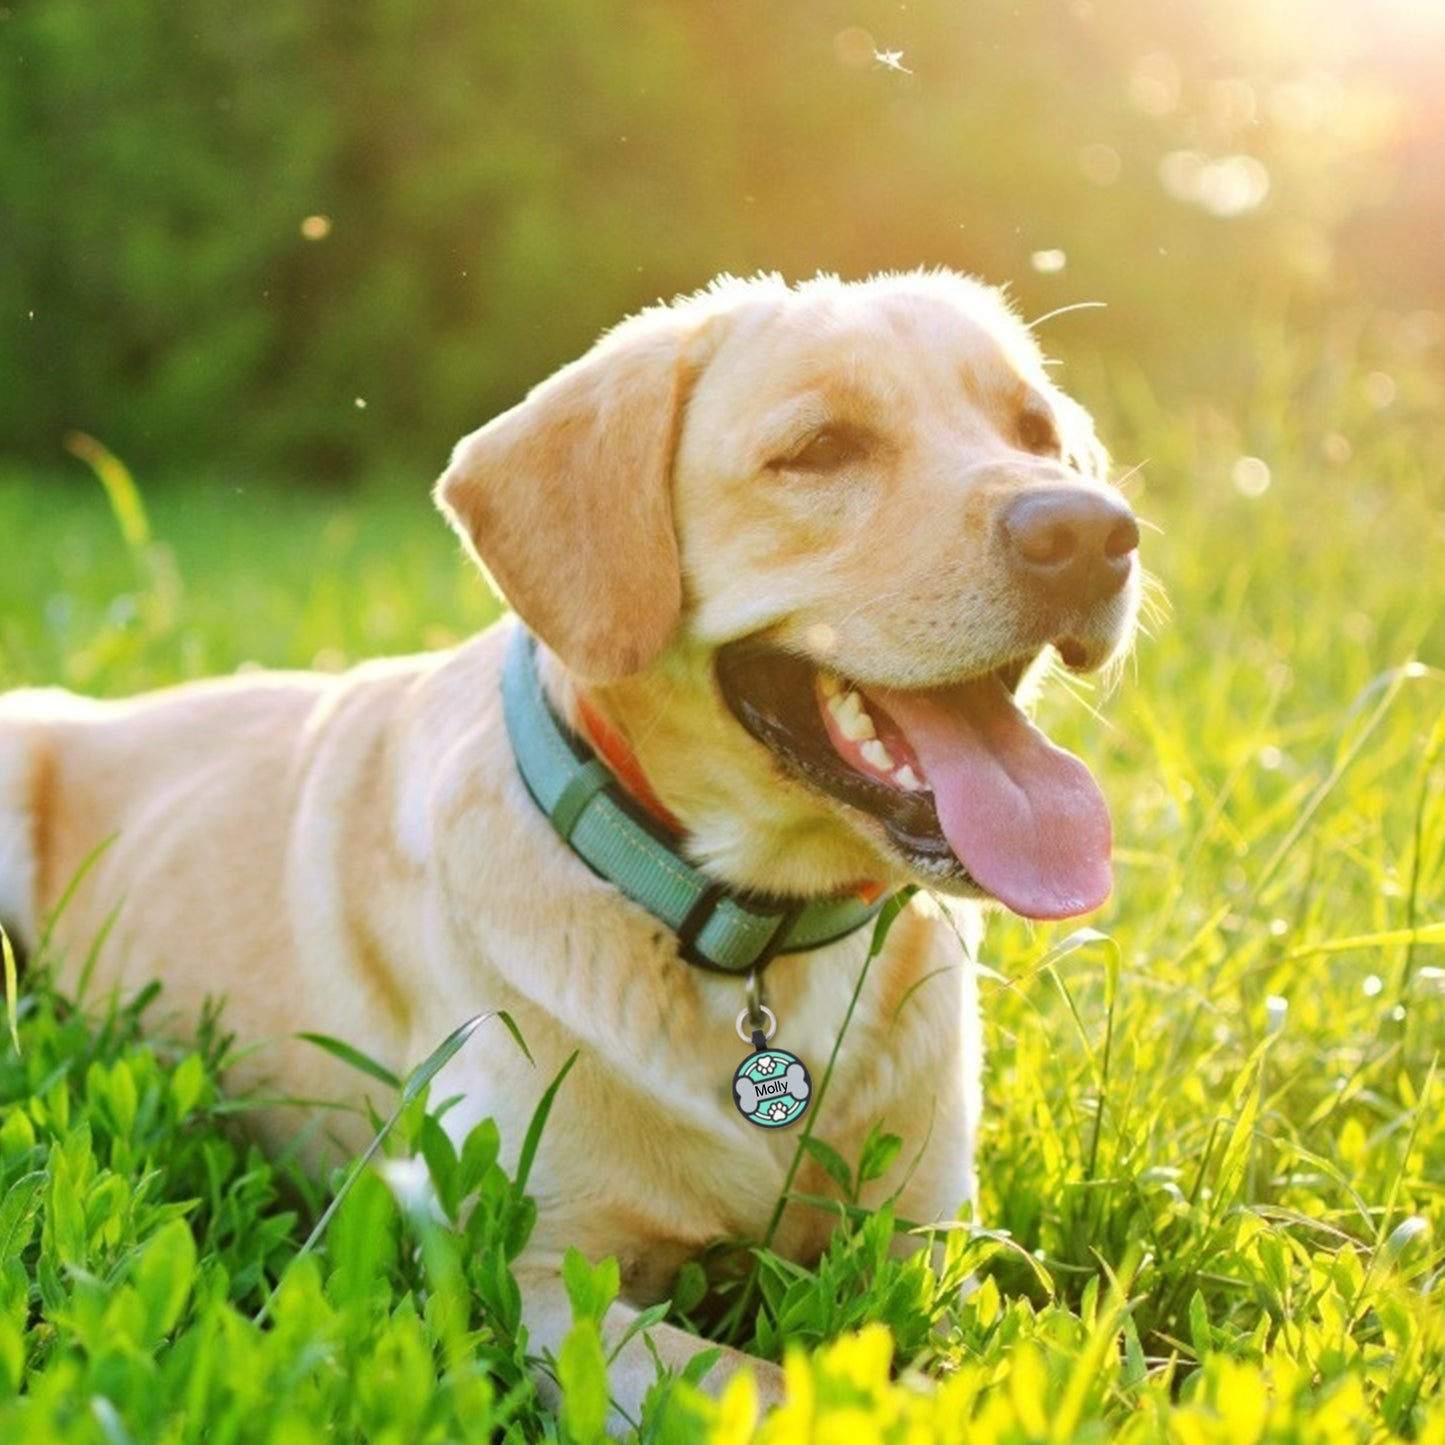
2 0 1442 488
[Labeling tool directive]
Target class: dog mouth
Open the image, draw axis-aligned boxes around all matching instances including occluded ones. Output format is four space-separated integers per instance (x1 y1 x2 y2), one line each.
715 641 1113 920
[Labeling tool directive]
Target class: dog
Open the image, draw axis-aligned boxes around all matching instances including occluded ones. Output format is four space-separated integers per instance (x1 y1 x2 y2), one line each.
0 271 1140 1423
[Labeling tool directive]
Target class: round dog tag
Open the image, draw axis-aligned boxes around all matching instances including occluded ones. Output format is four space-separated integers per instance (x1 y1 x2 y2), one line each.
733 1043 812 1129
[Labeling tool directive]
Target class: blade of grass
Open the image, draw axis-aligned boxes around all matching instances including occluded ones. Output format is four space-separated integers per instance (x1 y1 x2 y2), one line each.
1399 710 1445 1002
297 1032 403 1091
762 889 915 1254
73 901 124 1006
253 1008 522 1325
1345 1056 1439 1334
1286 922 1445 960
1050 1248 1140 1441
65 432 151 554
1 923 19 1054
35 835 116 968
713 890 913 1345
1251 661 1423 907
1087 941 1120 1183
513 1049 576 1200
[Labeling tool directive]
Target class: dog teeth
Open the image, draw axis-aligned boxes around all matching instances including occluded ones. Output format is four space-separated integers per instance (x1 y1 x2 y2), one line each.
820 679 919 791
860 739 895 772
825 685 878 742
841 705 876 742
822 680 918 786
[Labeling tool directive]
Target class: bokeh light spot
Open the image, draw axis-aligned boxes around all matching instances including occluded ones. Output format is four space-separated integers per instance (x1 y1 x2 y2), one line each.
1232 456 1271 497
1160 151 1270 216
1129 53 1181 116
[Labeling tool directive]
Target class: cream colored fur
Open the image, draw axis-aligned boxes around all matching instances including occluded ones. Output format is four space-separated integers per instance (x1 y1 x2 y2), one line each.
0 722 37 944
0 271 1137 1429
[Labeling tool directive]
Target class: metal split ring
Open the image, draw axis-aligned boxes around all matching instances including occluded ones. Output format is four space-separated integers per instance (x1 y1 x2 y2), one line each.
735 1003 776 1043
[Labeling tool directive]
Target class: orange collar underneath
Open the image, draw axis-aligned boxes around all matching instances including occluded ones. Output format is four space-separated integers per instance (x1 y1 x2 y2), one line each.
573 692 887 905
575 694 684 834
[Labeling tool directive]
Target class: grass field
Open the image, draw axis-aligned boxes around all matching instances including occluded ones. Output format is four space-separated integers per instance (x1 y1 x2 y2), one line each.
1 316 1443 1442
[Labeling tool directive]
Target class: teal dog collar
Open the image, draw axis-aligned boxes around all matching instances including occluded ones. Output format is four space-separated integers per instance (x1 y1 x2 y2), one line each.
501 626 886 975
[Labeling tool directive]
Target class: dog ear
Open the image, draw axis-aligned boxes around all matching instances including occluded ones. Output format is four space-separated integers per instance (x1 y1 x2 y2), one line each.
436 315 693 681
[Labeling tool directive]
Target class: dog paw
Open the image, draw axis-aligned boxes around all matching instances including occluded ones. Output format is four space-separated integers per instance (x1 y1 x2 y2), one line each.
748 1356 787 1413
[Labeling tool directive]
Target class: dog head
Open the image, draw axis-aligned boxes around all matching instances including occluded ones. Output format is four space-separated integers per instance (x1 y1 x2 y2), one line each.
437 272 1141 920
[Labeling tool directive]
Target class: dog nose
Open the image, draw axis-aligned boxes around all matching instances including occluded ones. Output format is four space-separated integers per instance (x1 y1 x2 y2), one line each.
1001 488 1139 605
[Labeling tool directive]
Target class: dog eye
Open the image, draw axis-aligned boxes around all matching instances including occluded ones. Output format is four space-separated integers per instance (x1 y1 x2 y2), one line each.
779 425 868 473
1016 409 1061 456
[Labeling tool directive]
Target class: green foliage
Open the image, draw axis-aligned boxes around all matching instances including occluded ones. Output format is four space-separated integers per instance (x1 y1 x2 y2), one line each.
0 979 557 1442
0 474 499 696
3 292 1445 1435
4 0 1441 482
3 23 1445 1413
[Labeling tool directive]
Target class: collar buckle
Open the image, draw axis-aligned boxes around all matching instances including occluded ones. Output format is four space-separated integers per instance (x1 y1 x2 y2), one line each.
676 885 806 976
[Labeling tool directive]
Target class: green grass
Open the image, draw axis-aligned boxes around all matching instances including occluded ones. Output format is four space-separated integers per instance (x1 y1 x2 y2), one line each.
1 322 1444 1442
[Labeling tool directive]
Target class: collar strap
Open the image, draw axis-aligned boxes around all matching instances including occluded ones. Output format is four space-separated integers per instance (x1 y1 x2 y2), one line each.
501 626 886 975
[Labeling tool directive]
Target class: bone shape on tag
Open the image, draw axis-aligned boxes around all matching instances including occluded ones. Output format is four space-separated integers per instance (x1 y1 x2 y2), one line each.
735 1062 810 1114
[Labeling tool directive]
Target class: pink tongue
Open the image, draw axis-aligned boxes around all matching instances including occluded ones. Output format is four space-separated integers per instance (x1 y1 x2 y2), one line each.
869 676 1113 920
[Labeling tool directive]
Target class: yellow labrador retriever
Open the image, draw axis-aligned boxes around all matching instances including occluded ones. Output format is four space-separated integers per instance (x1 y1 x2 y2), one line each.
0 271 1139 1420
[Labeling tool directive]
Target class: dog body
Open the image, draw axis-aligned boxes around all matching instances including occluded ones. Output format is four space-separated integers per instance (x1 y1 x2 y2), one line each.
0 633 976 1266
0 271 1139 1417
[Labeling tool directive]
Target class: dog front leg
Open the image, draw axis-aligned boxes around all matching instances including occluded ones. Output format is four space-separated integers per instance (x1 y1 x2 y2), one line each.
515 1263 784 1434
